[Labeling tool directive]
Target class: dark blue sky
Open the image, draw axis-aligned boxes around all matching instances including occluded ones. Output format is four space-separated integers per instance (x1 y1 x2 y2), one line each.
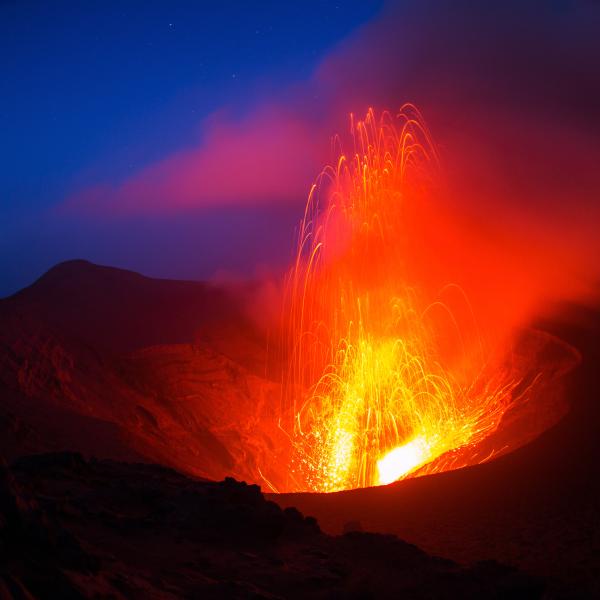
1 1 382 296
3 1 598 299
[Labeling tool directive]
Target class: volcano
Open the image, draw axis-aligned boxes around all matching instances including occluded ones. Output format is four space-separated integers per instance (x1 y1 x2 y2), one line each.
0 259 599 596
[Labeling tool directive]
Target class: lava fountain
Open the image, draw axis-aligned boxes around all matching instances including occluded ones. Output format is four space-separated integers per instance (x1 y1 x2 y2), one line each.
279 105 571 493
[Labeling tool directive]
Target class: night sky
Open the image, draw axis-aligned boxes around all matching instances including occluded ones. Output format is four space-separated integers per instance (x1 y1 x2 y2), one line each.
1 1 381 296
2 1 599 298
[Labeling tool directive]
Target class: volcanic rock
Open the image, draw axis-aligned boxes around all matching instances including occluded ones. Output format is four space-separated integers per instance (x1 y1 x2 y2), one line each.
0 260 287 488
0 452 544 599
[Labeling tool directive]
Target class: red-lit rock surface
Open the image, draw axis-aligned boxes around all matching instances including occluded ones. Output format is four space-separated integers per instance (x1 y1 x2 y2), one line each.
0 260 287 489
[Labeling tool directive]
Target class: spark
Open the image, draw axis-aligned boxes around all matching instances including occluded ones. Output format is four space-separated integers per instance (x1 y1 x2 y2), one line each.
281 106 517 492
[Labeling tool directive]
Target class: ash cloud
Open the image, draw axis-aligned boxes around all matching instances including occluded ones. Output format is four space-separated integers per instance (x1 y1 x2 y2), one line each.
315 0 600 322
62 106 325 215
63 0 600 314
65 1 600 216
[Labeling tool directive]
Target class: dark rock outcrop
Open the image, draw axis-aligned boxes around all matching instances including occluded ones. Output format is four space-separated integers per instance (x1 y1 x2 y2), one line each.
0 452 544 599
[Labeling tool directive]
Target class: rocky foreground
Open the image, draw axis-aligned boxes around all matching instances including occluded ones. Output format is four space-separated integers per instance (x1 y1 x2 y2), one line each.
0 452 543 599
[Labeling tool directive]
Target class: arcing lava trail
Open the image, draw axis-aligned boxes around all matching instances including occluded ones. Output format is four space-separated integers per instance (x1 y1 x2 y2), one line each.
279 106 576 492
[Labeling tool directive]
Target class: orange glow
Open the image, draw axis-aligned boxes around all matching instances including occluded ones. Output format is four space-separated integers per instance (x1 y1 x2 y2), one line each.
280 106 533 492
377 436 431 484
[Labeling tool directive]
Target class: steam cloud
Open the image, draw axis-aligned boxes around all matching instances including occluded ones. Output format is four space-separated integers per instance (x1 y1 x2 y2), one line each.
64 0 600 317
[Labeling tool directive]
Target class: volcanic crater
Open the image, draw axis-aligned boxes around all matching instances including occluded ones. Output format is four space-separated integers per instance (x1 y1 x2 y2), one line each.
1 259 598 597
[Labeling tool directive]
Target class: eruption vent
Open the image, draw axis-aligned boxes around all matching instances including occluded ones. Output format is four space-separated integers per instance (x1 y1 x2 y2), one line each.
280 106 554 492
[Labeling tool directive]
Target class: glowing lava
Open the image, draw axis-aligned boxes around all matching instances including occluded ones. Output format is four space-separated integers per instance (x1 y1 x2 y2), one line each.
281 106 521 492
377 436 431 485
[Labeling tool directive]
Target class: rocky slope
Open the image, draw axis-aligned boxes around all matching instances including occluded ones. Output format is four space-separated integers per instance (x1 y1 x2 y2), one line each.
0 260 287 488
0 451 543 599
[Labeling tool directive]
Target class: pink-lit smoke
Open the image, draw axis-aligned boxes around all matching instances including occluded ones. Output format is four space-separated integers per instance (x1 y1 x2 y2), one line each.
64 0 600 325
